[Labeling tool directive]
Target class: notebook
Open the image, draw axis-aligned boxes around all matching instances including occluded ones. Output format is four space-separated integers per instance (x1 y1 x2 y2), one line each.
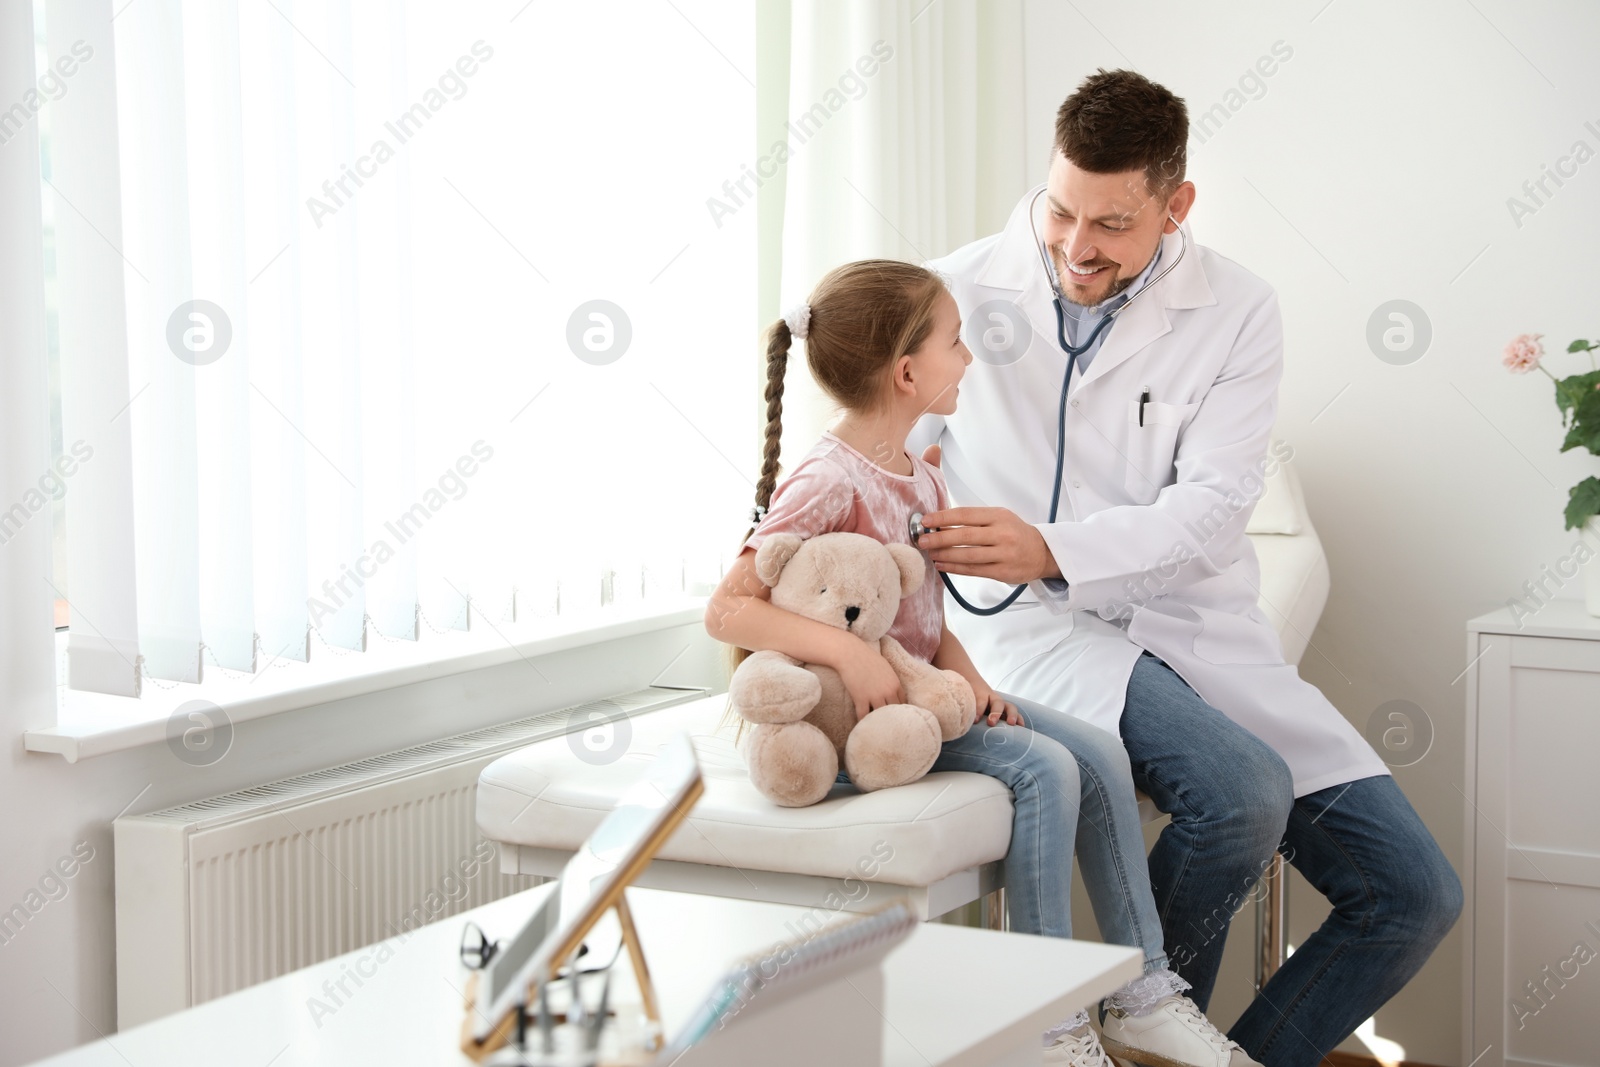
655 898 918 1061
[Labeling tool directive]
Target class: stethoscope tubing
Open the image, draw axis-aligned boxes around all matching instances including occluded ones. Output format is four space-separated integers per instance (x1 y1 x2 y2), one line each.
931 311 1085 616
931 190 1187 616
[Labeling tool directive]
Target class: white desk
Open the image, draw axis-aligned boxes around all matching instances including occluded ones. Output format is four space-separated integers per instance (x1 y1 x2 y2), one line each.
30 885 1140 1067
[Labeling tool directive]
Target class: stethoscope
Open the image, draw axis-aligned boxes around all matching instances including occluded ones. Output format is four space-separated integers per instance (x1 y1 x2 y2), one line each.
911 187 1190 616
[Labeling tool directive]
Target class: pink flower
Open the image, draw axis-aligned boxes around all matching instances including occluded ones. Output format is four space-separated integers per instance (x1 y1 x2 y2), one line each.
1503 332 1545 373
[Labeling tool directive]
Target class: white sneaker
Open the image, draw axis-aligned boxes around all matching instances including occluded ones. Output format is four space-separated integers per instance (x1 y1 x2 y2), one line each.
1097 995 1264 1067
1044 1023 1116 1066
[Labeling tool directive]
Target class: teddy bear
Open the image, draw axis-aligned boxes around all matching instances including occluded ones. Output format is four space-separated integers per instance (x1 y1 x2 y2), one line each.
728 530 976 807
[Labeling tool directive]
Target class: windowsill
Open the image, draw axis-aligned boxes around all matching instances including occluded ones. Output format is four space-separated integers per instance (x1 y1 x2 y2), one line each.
25 596 710 763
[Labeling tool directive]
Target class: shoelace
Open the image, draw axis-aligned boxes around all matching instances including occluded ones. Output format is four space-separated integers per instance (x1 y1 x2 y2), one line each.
1171 998 1246 1053
1060 1026 1115 1067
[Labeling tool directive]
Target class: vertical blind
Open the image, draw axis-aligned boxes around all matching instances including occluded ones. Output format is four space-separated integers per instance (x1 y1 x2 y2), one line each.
39 0 756 695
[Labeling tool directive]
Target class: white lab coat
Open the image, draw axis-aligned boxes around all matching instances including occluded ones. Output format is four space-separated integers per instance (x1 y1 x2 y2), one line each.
913 184 1388 797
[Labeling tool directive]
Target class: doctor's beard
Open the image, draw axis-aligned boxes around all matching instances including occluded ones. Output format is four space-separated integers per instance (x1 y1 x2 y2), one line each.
1051 244 1137 308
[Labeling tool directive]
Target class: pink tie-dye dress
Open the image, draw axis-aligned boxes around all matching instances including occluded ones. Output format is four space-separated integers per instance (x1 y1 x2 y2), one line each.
740 431 948 663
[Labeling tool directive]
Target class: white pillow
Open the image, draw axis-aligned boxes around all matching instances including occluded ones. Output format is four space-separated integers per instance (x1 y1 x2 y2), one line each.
1245 439 1305 536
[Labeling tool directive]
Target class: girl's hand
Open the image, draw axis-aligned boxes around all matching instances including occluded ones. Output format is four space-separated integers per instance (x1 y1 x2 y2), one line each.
969 678 1022 726
832 639 907 721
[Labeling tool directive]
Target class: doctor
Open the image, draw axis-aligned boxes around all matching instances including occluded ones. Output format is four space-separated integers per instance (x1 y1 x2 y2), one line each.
908 70 1459 1067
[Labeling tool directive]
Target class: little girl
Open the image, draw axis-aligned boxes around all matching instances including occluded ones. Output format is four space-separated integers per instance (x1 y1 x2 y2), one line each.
705 260 1261 1067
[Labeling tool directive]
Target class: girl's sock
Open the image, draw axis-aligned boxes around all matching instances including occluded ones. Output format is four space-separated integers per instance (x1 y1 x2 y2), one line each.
1102 966 1192 1016
1043 1009 1091 1045
1042 967 1191 1046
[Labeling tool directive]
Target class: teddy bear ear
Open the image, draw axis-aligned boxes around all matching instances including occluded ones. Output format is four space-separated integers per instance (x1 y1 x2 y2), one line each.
886 543 925 597
753 534 804 587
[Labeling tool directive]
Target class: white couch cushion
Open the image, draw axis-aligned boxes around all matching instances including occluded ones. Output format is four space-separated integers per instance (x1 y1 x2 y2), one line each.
1241 448 1328 666
1246 525 1328 668
477 695 1015 888
1244 439 1305 535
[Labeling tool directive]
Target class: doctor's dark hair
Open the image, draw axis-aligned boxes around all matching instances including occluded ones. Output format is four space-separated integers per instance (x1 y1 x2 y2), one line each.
720 258 946 686
1055 68 1188 200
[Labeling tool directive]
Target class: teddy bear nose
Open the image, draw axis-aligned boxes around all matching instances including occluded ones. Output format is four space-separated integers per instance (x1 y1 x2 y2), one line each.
844 605 861 624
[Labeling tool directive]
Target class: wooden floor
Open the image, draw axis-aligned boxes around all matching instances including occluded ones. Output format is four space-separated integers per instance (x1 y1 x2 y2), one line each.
1323 1052 1446 1067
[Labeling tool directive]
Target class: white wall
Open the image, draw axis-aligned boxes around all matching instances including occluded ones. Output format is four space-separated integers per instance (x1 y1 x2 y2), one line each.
1028 2 1600 1064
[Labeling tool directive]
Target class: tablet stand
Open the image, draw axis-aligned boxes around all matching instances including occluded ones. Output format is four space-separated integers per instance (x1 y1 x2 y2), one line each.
463 890 663 1064
461 733 703 1063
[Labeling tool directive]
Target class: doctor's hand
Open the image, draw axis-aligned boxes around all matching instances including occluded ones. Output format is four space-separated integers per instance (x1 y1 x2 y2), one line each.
830 638 907 721
914 507 1059 584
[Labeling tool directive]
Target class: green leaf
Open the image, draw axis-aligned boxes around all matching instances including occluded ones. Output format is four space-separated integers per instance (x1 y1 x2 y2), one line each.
1564 476 1600 531
1560 388 1600 454
1555 370 1600 422
1567 339 1595 353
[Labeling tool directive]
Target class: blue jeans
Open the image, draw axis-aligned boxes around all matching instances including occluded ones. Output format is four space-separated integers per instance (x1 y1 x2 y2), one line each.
926 691 1169 972
1120 651 1462 1067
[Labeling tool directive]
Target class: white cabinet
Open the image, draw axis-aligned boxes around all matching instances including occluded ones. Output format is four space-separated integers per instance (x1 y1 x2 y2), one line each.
1465 602 1600 1067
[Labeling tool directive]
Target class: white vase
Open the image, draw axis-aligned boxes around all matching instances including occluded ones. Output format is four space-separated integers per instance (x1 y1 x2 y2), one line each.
1588 517 1600 618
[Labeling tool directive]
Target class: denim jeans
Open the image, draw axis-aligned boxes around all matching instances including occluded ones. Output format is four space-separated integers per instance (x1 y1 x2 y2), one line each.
925 691 1169 973
1119 651 1462 1067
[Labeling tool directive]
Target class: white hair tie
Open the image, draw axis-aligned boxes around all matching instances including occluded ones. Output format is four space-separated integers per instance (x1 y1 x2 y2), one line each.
782 302 811 340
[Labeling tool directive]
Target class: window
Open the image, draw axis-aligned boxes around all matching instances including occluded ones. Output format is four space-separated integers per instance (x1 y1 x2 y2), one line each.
33 0 755 696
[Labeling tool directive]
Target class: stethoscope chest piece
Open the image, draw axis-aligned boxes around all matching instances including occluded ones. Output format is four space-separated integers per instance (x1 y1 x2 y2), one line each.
909 512 935 542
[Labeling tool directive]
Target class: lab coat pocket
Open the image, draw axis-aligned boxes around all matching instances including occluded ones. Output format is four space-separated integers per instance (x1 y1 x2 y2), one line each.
1189 604 1285 665
1124 399 1199 504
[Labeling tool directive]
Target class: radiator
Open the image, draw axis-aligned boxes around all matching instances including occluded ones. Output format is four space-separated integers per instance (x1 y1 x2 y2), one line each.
113 685 706 1029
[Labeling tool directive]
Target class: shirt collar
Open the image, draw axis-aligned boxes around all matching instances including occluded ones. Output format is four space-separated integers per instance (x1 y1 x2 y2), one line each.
1106 241 1163 312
